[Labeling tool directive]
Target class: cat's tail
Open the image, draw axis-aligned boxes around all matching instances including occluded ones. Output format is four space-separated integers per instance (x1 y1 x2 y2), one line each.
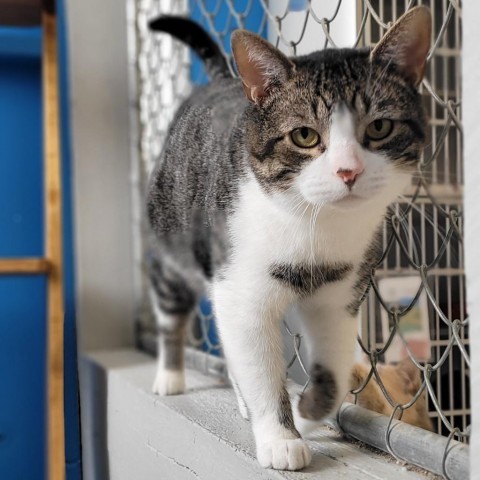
149 15 229 79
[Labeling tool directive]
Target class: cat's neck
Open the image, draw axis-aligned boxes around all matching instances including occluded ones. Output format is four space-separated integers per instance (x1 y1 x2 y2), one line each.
231 175 389 266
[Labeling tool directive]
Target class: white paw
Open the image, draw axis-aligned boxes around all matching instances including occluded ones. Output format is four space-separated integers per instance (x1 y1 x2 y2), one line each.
257 438 311 471
152 368 185 396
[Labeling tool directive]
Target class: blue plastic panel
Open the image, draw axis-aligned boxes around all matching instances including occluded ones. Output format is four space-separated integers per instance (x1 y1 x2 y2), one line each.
0 276 47 479
0 26 42 58
0 26 46 480
0 50 44 258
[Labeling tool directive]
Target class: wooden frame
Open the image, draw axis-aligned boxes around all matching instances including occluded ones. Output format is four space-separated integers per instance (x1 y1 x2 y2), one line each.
0 258 50 274
43 3 65 479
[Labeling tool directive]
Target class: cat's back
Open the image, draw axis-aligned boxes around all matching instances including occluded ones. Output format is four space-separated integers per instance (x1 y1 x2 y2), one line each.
148 76 248 236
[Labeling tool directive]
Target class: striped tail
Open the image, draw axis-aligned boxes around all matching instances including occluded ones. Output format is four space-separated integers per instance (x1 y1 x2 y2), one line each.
149 15 229 79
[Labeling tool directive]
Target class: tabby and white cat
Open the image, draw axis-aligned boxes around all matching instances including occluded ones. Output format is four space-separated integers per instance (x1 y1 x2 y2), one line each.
147 7 431 470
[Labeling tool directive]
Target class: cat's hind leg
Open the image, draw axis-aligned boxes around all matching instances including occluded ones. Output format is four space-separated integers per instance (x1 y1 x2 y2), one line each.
150 297 194 395
148 259 199 396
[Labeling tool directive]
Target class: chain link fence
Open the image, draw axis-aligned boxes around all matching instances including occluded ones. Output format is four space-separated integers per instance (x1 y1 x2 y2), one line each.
132 0 468 477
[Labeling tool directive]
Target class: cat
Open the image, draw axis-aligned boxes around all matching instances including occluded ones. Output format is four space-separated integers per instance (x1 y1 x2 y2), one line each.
147 7 431 471
348 359 433 431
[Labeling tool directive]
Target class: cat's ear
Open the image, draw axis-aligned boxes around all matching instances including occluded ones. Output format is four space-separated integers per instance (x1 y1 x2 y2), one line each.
371 6 431 86
231 30 294 104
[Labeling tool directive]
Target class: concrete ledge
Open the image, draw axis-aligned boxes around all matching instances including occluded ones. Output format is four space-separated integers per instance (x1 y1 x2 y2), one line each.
82 349 439 480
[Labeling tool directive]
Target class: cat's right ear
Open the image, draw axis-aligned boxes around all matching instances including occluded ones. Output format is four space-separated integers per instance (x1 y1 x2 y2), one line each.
370 6 431 87
231 31 294 105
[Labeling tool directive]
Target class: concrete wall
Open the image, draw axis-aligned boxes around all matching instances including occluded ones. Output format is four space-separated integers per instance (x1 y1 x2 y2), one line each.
66 2 136 477
67 0 135 353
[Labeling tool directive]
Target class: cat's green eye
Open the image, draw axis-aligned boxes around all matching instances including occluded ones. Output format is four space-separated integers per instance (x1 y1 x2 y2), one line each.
365 119 394 141
290 127 320 148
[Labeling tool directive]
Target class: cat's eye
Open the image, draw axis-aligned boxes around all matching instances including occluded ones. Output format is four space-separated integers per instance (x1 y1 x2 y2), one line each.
365 119 393 141
290 127 320 148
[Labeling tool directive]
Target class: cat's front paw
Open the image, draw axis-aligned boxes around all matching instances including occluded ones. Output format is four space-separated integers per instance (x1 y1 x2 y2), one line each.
257 438 311 471
152 368 185 396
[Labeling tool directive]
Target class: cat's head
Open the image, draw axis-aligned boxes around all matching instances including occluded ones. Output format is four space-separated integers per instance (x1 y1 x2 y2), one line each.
232 7 431 213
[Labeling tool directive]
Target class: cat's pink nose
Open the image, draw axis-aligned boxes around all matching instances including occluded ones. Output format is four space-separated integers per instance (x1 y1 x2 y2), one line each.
336 167 364 188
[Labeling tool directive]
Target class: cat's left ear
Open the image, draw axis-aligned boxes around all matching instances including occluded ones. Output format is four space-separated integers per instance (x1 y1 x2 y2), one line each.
371 6 431 87
231 30 295 104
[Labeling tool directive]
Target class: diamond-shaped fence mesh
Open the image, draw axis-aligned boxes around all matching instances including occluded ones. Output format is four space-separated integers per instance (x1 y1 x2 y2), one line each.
132 0 468 476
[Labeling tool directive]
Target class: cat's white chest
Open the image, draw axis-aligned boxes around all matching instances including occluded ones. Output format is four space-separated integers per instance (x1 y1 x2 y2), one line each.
230 178 383 270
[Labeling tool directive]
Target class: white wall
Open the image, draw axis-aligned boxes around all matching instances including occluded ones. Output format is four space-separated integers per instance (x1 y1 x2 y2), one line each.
463 2 480 478
67 0 135 352
67 2 136 478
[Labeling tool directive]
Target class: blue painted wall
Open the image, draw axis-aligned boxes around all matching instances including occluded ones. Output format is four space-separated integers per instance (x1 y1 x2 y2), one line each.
0 3 81 478
0 26 47 480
